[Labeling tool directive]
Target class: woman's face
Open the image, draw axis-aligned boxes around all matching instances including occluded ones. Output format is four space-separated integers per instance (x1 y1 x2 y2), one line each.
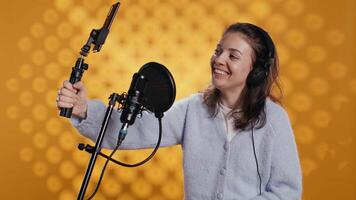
211 32 254 94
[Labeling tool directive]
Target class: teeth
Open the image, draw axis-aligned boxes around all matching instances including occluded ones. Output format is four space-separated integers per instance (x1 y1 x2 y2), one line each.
214 68 229 75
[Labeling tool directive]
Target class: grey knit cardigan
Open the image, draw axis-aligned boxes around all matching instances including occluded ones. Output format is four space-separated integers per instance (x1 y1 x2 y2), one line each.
71 93 302 200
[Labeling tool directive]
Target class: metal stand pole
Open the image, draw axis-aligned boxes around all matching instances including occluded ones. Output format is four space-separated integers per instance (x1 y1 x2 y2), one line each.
77 93 119 200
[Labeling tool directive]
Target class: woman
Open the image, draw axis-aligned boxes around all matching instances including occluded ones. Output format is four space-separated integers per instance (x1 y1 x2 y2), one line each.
57 22 302 199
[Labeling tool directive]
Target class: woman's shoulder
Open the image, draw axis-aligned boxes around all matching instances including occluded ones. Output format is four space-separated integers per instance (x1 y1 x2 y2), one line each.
175 93 204 105
265 98 292 135
265 98 288 120
171 93 206 112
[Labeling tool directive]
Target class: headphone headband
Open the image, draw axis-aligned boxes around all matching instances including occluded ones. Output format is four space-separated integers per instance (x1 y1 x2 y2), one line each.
253 26 275 61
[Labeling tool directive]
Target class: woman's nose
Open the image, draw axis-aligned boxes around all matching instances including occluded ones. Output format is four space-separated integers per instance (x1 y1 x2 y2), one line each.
214 52 227 65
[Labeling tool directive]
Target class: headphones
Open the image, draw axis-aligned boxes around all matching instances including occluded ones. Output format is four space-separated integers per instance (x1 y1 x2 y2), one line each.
246 26 275 87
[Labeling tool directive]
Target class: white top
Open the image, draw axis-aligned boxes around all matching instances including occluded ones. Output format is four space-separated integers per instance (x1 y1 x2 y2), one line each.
219 103 240 142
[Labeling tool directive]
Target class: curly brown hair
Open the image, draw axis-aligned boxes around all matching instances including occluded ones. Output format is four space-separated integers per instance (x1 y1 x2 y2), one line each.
202 22 282 130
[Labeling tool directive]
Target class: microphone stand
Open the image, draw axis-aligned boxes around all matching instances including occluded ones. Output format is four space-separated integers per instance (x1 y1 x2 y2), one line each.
77 93 122 200
59 2 120 118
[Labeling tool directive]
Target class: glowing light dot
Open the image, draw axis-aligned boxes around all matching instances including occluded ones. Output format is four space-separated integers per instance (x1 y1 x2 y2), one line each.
46 146 63 164
144 166 167 185
33 104 48 121
326 29 344 46
59 160 77 179
19 91 34 107
54 0 73 11
33 132 48 149
290 93 312 112
126 5 147 22
308 77 329 96
295 125 315 144
6 105 20 119
102 177 122 197
31 50 47 66
6 78 20 92
248 1 271 19
33 161 48 177
46 118 63 136
131 178 152 199
30 22 45 38
306 45 326 63
43 9 59 24
69 35 84 50
72 149 88 167
32 77 48 93
82 0 101 11
18 37 32 52
59 131 76 151
57 48 75 66
266 14 288 34
19 64 34 79
19 147 34 162
46 175 62 192
312 110 331 128
301 157 317 176
304 14 324 31
330 95 349 111
327 62 347 79
59 190 76 200
68 6 88 25
285 29 307 49
287 60 309 80
57 22 73 39
44 62 61 80
114 168 138 184
315 143 330 160
284 0 304 16
19 118 34 134
161 179 182 199
44 35 61 52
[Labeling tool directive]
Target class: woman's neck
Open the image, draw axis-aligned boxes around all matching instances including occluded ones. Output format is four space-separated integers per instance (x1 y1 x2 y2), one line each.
219 88 243 108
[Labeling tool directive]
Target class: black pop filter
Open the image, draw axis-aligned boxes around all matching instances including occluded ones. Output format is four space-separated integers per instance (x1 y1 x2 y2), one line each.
138 62 176 117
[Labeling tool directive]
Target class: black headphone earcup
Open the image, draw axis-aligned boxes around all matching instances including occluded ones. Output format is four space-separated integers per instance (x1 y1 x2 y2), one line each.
246 67 268 87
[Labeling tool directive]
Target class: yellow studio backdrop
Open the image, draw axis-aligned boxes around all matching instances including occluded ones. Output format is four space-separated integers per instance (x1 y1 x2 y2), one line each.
0 0 355 199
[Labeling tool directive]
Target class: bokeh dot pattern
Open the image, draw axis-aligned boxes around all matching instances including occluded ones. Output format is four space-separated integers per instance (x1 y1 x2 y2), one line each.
7 0 354 199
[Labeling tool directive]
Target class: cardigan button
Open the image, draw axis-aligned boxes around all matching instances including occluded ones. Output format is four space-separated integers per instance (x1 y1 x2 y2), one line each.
219 168 226 175
223 142 229 151
217 193 223 200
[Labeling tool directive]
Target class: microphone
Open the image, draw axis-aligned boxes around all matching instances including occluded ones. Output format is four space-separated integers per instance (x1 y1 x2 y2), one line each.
117 62 176 144
118 73 147 142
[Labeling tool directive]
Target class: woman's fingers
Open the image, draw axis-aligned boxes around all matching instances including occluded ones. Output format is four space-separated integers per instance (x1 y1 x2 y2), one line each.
59 87 78 99
57 101 74 108
63 80 77 93
73 81 84 90
58 94 77 104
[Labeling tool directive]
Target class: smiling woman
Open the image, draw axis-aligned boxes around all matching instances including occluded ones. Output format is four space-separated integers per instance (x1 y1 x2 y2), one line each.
57 22 302 199
204 23 282 130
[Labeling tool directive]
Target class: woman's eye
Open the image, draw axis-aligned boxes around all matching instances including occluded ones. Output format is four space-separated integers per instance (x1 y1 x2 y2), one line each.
229 54 239 59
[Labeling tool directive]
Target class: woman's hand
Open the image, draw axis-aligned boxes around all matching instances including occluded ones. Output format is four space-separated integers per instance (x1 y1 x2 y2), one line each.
56 80 88 119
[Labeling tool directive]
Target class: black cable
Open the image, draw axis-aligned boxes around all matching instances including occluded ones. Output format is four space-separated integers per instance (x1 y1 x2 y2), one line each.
251 126 262 195
85 117 163 199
